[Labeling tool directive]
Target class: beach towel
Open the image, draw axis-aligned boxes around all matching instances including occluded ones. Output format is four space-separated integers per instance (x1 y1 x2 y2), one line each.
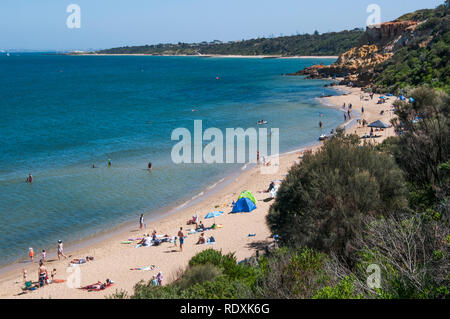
52 279 66 283
130 265 157 271
121 241 133 244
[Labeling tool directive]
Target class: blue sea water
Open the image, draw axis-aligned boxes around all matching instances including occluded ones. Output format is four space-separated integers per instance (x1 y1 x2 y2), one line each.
0 53 342 266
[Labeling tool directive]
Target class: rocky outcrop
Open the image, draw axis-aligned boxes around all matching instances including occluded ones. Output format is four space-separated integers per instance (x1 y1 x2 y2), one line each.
288 20 422 87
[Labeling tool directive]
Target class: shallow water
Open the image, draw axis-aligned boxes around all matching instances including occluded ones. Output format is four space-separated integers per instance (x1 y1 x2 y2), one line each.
0 54 341 266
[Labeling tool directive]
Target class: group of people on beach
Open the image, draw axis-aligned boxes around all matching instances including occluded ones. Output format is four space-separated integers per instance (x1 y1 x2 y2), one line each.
342 103 353 121
24 240 67 290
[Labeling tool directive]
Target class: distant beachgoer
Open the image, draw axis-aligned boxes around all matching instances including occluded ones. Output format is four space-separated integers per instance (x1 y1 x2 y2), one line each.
152 275 158 286
148 162 152 171
178 227 184 252
342 103 346 109
267 181 275 193
57 240 67 260
197 233 206 245
26 174 33 183
51 268 56 282
256 151 260 164
198 221 205 230
23 269 27 282
361 106 364 113
344 113 347 121
319 121 323 128
139 214 144 230
107 159 112 167
92 163 96 168
156 271 163 286
38 261 48 287
29 248 34 263
41 250 46 262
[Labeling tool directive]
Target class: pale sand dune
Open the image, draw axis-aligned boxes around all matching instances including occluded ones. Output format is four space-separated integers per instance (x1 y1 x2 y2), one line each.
0 85 396 299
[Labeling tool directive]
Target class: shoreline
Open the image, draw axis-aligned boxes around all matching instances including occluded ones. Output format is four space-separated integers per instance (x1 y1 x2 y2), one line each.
66 53 339 59
0 84 396 299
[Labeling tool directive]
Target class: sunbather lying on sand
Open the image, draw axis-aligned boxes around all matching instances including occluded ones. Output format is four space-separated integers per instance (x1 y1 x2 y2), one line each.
81 279 114 291
70 256 94 265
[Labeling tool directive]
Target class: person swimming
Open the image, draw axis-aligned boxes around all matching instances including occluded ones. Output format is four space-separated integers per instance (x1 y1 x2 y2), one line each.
26 174 33 183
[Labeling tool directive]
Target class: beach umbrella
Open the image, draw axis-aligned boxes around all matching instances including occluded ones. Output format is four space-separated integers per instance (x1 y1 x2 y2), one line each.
368 120 390 128
204 211 223 219
204 210 223 225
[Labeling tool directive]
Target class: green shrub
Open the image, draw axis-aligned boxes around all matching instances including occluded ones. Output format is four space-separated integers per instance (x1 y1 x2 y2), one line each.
313 276 363 299
267 134 408 261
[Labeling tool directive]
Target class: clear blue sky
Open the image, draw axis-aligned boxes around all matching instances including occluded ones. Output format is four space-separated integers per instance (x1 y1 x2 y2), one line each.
0 0 444 51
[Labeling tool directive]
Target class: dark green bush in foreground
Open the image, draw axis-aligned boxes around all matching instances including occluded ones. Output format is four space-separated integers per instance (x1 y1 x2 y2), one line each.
266 133 408 261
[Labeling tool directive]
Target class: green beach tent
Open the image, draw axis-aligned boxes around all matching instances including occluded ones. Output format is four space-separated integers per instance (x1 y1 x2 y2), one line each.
238 190 257 204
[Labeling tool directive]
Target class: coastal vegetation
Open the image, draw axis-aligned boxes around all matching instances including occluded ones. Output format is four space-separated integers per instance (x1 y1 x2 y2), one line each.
112 87 449 300
96 29 363 57
292 1 449 94
109 3 449 300
372 1 450 92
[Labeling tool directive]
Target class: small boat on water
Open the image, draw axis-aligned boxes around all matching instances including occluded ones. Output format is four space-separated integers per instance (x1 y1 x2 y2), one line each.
257 120 268 125
318 134 327 141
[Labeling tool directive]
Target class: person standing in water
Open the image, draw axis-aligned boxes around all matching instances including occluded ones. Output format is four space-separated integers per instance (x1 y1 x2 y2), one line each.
29 248 34 263
319 121 323 129
139 214 144 230
26 174 33 183
107 159 112 167
148 162 152 171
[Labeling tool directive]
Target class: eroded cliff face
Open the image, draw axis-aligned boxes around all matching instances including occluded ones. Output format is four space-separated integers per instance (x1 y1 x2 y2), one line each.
289 20 422 87
363 21 420 52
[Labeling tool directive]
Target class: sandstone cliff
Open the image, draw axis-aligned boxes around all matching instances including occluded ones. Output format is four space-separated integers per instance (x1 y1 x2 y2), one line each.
288 20 423 87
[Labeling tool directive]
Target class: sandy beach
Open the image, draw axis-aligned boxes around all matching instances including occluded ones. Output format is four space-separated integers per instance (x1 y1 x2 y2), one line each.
0 85 397 299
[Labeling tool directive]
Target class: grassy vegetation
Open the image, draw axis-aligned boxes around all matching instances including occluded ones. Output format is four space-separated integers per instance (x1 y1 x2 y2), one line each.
97 29 363 57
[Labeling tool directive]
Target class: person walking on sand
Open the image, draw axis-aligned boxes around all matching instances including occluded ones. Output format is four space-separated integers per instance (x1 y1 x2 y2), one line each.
178 227 184 252
41 249 46 262
57 240 67 260
29 248 34 263
139 214 144 230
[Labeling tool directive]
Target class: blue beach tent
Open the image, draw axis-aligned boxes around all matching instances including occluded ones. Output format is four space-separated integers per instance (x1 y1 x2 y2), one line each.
232 197 256 213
